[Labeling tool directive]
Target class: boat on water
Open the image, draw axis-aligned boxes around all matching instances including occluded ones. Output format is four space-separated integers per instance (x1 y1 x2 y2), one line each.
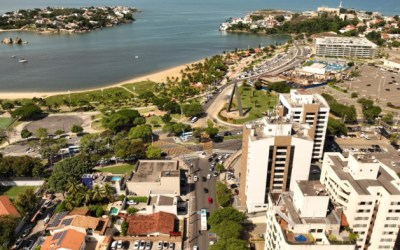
18 59 28 63
11 55 16 58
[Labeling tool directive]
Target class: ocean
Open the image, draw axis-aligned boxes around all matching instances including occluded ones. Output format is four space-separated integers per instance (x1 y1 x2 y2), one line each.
0 0 398 92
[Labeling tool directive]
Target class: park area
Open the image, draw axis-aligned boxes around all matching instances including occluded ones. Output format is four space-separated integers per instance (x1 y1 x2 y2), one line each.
0 117 13 129
96 164 135 174
0 186 37 200
220 86 278 124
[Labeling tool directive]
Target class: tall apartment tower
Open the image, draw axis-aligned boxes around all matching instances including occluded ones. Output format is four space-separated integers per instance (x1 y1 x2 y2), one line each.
321 152 400 250
278 89 330 159
239 116 314 213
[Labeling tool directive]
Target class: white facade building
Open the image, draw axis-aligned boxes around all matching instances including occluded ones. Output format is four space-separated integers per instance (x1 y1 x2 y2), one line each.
320 152 400 250
265 180 356 250
278 89 330 159
314 37 378 58
240 116 314 213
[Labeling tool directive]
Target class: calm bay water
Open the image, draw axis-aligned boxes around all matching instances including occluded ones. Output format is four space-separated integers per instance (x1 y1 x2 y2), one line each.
0 0 399 92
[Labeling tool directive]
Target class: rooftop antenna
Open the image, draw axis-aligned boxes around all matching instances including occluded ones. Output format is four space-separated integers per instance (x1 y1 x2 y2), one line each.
339 1 343 8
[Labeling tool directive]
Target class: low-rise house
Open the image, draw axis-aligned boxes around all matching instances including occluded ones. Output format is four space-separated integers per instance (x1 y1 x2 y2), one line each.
0 195 20 217
143 194 178 215
41 229 86 250
126 211 178 237
126 160 181 196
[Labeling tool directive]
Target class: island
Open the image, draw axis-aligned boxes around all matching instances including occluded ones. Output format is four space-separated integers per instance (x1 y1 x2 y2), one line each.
0 6 137 34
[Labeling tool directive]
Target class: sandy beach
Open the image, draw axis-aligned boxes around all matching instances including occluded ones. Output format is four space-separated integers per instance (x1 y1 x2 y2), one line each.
0 59 203 100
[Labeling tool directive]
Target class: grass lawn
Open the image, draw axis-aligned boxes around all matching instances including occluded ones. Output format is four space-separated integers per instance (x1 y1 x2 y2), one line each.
0 117 13 129
0 186 38 200
45 87 133 105
232 86 278 124
146 115 163 127
97 164 135 174
122 81 158 96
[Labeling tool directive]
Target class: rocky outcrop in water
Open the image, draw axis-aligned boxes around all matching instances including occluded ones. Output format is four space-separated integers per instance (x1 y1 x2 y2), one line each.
14 37 22 44
1 37 13 44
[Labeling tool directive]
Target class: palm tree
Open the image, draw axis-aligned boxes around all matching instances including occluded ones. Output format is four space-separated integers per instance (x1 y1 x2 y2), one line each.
65 179 80 196
92 184 105 202
63 196 75 211
102 183 115 201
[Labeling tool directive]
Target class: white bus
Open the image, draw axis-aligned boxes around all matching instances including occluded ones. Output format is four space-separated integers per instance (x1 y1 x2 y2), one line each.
200 208 208 231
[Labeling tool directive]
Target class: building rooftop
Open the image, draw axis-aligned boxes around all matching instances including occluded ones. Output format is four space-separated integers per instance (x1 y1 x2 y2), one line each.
326 153 400 195
48 214 109 235
280 89 330 109
0 195 20 217
297 180 328 197
131 160 179 182
126 211 176 236
315 36 378 48
41 229 85 250
149 195 175 206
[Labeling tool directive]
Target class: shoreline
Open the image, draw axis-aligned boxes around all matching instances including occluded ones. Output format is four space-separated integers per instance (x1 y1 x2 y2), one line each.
0 59 203 100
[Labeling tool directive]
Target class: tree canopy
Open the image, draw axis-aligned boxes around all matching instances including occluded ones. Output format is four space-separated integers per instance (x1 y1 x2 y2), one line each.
14 188 38 215
102 109 141 132
128 125 152 140
0 155 44 177
327 118 348 136
11 103 42 120
145 145 162 159
182 102 204 117
0 215 19 248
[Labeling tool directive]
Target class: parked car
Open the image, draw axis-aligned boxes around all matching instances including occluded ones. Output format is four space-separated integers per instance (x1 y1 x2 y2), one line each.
193 246 199 250
207 174 211 179
127 200 139 205
122 241 130 249
208 197 213 204
162 241 169 250
43 200 52 207
157 241 162 250
111 241 118 250
134 240 140 250
145 241 152 250
117 240 123 249
169 242 175 250
139 241 146 250
22 240 34 250
14 238 23 249
43 215 51 224
234 189 239 195
22 226 33 237
193 175 198 182
213 172 219 177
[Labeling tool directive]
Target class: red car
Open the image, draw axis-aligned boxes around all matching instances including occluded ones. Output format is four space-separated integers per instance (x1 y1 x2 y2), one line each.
208 197 213 204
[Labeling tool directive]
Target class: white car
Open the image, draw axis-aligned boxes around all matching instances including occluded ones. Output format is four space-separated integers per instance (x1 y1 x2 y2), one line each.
117 240 123 249
127 200 139 205
169 243 175 249
139 241 146 250
193 175 198 182
207 174 211 179
193 246 198 250
43 215 51 224
111 241 118 250
134 241 140 250
157 241 162 250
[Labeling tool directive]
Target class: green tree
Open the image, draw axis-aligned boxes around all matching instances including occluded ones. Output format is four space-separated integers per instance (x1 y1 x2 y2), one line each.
182 102 204 117
327 118 348 136
127 207 139 214
216 164 225 173
129 125 152 140
92 184 105 202
133 117 146 126
161 114 172 123
95 206 104 217
35 127 48 138
208 207 246 226
0 215 19 248
205 126 219 138
71 124 84 133
102 109 141 133
211 220 242 239
11 103 42 120
215 182 233 207
146 145 161 159
20 129 32 138
382 113 394 124
14 188 38 215
121 220 128 236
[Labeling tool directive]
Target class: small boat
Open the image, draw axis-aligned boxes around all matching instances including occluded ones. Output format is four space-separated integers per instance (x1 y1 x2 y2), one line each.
135 55 139 59
11 55 16 58
18 59 28 63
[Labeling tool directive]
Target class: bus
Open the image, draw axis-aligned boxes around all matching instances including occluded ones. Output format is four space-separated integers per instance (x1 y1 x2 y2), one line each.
200 208 208 231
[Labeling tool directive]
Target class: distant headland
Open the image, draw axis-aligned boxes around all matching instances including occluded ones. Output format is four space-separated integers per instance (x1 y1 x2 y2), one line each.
0 6 137 34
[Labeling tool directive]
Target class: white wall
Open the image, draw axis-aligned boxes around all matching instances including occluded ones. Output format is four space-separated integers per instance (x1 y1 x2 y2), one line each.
289 138 313 190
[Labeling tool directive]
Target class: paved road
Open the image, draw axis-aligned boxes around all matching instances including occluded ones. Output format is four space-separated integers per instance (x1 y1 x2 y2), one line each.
188 155 219 250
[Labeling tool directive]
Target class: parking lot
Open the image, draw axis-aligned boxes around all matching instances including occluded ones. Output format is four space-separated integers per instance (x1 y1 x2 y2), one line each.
111 239 181 250
337 65 400 106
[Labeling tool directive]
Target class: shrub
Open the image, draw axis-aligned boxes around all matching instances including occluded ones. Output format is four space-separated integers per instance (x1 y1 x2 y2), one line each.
127 207 138 215
128 196 148 203
121 221 128 236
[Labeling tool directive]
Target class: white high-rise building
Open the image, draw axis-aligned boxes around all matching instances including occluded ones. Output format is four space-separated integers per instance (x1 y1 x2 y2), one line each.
278 89 330 159
321 152 400 250
265 180 356 250
240 116 314 213
314 37 377 58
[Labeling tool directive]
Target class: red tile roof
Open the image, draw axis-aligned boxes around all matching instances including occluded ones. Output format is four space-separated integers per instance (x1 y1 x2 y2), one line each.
41 229 85 250
126 211 176 236
0 196 20 217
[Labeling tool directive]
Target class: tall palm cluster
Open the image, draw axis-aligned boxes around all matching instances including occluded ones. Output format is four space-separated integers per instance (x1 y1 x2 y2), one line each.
63 179 115 210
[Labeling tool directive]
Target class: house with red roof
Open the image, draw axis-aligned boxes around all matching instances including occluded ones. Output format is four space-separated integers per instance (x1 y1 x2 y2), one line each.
41 229 86 250
126 211 177 237
0 195 20 217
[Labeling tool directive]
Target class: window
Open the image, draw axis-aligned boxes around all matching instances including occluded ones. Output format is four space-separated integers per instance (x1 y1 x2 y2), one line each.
386 217 399 220
317 229 323 233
